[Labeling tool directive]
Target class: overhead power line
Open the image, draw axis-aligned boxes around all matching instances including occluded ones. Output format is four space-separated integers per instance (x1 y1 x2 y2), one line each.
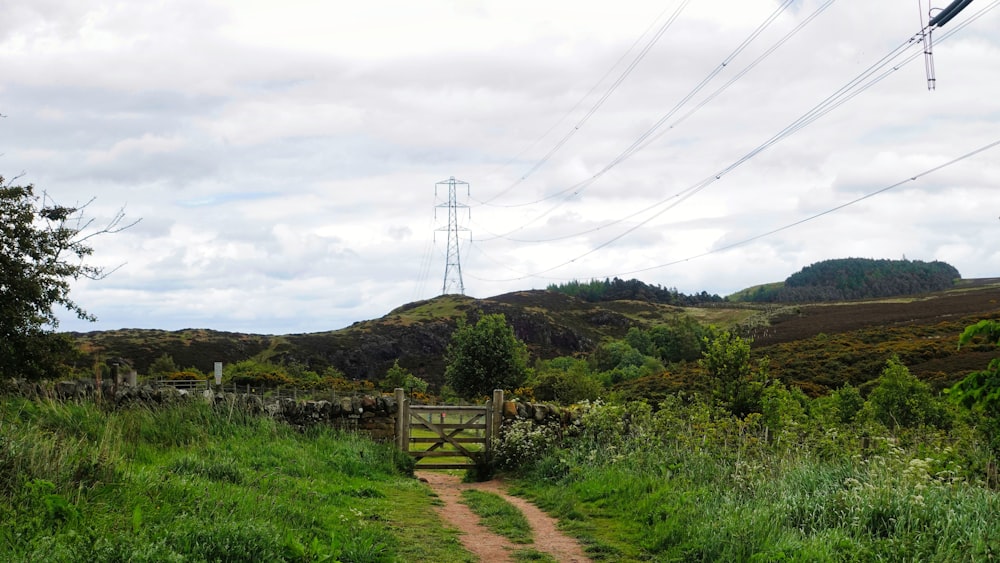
474 0 820 241
610 137 1000 278
468 0 1000 283
477 0 997 260
466 137 1000 284
473 0 692 208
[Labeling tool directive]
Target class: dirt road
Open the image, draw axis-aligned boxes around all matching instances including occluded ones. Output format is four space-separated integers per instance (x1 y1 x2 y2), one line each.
417 471 590 563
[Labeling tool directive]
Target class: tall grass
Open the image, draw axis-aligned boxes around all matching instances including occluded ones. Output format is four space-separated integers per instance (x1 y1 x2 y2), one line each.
0 396 464 562
505 399 1000 562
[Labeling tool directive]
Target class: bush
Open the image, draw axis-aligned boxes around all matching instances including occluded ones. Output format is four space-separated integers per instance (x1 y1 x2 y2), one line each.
865 357 949 429
224 360 295 388
532 357 602 404
492 419 560 472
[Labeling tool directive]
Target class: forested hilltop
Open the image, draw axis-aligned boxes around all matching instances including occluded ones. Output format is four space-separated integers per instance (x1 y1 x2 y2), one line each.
733 258 960 302
547 277 723 305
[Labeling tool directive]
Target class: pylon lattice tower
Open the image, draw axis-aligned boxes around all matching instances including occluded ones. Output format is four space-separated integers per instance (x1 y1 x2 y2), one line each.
435 176 470 295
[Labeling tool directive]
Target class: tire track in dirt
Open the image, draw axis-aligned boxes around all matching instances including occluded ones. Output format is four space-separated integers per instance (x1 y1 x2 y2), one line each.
418 471 590 563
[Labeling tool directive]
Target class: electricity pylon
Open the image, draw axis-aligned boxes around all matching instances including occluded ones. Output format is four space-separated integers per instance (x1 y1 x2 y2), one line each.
435 176 470 295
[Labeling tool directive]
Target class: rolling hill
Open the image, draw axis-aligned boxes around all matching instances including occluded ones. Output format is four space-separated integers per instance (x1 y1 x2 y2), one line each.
68 278 1000 396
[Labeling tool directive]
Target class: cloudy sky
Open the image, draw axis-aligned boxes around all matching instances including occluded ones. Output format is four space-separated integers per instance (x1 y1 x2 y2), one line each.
3 0 999 335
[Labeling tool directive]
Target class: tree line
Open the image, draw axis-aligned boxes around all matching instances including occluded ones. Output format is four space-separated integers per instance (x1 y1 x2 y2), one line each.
546 277 723 305
738 258 960 302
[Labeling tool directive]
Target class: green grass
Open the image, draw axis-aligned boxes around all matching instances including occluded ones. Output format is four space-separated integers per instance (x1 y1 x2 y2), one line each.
459 489 533 544
0 396 473 562
503 399 1000 562
512 548 559 562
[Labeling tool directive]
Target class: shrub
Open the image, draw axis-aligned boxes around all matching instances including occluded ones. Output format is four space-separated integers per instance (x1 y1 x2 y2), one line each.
166 370 205 381
224 360 295 388
532 357 602 404
865 356 949 429
493 419 560 472
701 331 770 417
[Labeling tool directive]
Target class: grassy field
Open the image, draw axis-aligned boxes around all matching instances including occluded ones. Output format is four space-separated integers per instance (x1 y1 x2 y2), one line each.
7 373 1000 562
0 396 473 562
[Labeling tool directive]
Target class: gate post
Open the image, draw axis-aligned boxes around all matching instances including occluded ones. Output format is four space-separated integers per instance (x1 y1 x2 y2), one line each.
395 388 408 453
488 389 504 456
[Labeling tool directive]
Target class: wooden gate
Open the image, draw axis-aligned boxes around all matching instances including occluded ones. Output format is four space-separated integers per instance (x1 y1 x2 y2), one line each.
395 389 503 470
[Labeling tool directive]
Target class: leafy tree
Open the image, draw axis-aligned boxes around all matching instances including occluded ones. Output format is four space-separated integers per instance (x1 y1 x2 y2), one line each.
700 330 770 417
532 357 602 404
590 341 647 373
947 320 1000 449
381 359 428 394
864 356 946 429
624 327 654 356
148 353 179 378
760 381 807 432
590 340 664 385
949 320 1000 415
830 382 864 424
444 314 529 399
1 178 135 379
648 316 710 363
438 384 461 404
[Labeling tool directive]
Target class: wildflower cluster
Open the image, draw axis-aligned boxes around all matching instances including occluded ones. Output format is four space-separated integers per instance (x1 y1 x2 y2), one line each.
491 419 560 471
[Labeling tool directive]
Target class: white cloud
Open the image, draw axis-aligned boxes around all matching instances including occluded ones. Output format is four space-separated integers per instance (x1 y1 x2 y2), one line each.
2 0 998 333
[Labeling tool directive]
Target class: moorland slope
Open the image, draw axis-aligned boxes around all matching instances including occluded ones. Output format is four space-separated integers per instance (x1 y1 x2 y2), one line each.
68 279 1000 395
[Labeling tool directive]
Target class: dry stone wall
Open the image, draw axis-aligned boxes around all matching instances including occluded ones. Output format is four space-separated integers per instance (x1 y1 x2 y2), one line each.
3 378 573 441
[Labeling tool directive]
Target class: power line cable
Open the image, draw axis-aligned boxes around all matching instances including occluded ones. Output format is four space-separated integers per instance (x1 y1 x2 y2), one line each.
473 0 693 207
412 189 444 301
473 2 683 199
467 137 1000 284
606 137 1000 278
475 0 819 240
478 0 997 251
470 0 999 282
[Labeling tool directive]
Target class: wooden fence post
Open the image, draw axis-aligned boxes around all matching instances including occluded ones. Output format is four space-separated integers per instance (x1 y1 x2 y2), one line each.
488 389 504 456
395 388 408 453
485 398 493 458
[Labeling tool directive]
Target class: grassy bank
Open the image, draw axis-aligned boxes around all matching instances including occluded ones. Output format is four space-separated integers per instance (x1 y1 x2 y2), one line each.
0 396 471 562
504 399 1000 562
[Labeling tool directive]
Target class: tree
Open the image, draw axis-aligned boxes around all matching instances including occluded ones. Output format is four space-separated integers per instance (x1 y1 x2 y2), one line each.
949 320 1000 416
1 179 136 379
444 314 529 399
947 320 1000 449
700 330 769 417
381 359 428 394
148 353 179 378
532 357 602 404
589 339 664 385
865 356 945 429
648 316 710 363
